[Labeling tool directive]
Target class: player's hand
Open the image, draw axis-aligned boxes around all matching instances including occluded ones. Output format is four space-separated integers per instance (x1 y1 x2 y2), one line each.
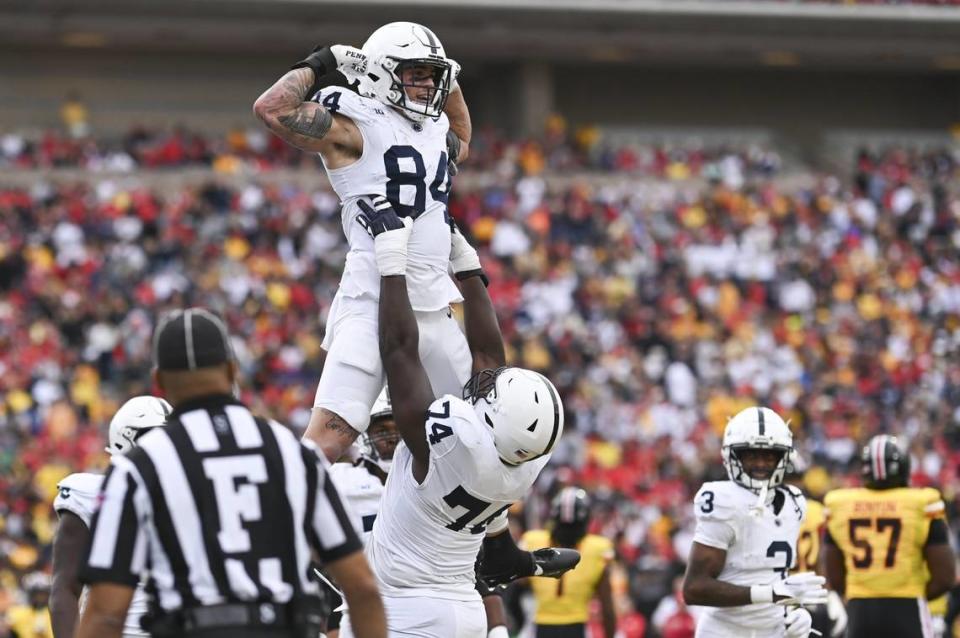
825 590 847 637
446 130 462 176
530 548 581 578
330 45 368 76
448 220 482 276
772 572 828 606
784 607 813 638
480 548 579 588
292 44 368 79
356 195 413 276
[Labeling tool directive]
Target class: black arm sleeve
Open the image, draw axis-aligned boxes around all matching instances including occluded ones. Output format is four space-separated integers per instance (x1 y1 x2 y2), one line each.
480 532 533 585
926 518 950 547
306 71 357 101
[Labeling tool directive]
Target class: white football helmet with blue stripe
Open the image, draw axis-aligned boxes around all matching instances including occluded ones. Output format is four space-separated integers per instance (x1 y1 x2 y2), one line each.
360 21 460 123
463 367 564 466
721 406 793 492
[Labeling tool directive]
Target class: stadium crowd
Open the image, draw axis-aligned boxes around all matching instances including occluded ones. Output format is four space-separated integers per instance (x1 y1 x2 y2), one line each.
0 121 784 182
0 120 959 635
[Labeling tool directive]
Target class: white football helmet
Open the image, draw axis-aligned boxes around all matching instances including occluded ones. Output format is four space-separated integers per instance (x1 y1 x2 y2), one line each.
463 367 564 466
721 406 793 492
106 395 172 455
359 21 460 123
361 388 399 473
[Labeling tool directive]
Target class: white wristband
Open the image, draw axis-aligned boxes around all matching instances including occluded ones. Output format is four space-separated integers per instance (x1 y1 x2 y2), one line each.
750 585 773 604
375 246 407 276
373 222 411 276
487 627 508 638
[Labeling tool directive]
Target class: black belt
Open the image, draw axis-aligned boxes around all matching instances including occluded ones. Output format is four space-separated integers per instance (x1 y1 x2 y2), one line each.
147 596 326 637
182 602 290 631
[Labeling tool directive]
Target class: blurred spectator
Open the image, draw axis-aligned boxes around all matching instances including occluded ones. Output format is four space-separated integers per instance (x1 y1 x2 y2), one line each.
59 92 89 140
3 572 53 637
0 123 785 181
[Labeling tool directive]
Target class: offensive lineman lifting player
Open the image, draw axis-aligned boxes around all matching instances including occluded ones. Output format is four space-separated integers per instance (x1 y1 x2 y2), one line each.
336 194 580 637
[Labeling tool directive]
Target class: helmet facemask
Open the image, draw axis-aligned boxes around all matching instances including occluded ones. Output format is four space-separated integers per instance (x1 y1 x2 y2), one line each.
379 57 456 122
721 406 794 495
361 416 400 474
462 367 508 407
723 444 790 493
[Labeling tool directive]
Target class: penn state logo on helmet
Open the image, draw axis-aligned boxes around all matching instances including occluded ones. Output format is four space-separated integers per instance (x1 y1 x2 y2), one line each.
106 395 172 455
463 367 563 465
358 21 460 123
721 406 793 492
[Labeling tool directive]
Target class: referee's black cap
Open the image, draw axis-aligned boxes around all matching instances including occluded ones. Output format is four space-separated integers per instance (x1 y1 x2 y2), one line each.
153 308 234 371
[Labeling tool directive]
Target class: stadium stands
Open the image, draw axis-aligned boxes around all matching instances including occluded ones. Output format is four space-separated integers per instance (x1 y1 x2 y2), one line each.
1 119 957 634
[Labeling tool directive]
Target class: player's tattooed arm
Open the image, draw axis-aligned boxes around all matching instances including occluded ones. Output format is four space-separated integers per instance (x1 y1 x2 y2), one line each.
253 68 356 154
681 542 752 607
278 107 333 139
304 407 360 463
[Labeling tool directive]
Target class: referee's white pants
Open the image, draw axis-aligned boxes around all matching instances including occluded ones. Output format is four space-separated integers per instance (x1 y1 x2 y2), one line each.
339 594 485 638
315 294 472 432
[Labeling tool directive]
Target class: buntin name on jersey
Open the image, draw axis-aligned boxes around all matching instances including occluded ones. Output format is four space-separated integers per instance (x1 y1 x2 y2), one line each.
682 407 828 638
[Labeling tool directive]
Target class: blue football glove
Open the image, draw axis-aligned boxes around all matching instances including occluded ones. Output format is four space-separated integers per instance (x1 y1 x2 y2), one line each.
356 195 412 276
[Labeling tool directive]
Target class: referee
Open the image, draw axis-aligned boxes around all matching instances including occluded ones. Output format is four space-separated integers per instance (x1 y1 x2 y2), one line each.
75 308 386 638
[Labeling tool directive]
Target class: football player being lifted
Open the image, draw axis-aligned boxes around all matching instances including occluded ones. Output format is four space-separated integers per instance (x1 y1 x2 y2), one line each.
253 21 476 464
334 195 580 638
682 407 828 638
50 396 172 638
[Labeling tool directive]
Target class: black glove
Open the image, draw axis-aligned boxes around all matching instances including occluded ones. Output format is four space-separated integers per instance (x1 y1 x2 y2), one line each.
479 529 582 588
446 130 462 177
530 548 581 578
480 550 533 588
292 45 342 76
356 195 404 238
480 548 581 588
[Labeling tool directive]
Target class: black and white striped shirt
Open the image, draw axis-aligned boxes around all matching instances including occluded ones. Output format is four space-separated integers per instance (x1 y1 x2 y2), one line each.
81 394 360 611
